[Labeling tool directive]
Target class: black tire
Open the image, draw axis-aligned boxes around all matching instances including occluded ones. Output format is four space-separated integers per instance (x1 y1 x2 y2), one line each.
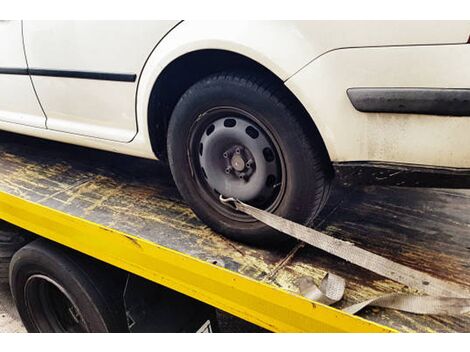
167 71 332 245
0 221 30 284
9 239 128 333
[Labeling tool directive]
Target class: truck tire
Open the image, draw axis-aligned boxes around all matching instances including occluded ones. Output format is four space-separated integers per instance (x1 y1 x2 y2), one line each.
0 221 30 284
168 71 332 245
9 239 128 333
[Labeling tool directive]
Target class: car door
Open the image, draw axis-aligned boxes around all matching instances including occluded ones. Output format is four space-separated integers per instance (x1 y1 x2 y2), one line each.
0 20 46 128
22 21 179 142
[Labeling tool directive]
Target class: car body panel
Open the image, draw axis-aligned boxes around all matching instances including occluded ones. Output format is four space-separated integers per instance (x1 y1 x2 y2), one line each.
0 20 469 168
0 20 45 128
22 20 179 142
286 43 470 167
139 20 470 84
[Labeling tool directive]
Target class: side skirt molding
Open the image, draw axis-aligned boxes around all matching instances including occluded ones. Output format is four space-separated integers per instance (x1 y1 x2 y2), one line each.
334 161 470 188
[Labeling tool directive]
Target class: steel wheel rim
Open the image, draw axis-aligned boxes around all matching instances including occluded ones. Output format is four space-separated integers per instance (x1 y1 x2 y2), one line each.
189 106 286 222
24 274 88 333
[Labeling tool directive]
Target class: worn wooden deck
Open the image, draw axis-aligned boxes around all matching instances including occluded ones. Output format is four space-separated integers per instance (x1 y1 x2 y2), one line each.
0 130 468 332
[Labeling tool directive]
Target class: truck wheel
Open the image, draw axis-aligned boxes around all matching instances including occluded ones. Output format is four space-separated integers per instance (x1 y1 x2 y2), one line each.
168 71 332 245
0 221 30 284
9 239 128 333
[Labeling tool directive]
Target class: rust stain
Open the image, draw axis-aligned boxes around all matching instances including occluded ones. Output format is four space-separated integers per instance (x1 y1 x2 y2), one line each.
122 234 142 249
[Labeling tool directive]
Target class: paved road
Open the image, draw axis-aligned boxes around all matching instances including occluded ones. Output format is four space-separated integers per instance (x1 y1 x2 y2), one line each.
0 283 25 333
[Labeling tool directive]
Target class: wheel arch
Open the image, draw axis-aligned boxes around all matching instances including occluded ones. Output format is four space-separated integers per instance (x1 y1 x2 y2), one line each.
145 49 331 168
146 49 278 160
136 22 332 164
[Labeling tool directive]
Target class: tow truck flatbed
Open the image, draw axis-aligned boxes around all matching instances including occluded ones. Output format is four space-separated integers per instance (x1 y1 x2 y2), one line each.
0 131 469 332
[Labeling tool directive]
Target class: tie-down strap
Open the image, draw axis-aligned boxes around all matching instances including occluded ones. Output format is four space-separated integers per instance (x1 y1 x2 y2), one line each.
220 196 470 315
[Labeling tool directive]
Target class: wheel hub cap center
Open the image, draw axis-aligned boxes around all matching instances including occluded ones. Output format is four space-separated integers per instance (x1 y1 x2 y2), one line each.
231 154 246 171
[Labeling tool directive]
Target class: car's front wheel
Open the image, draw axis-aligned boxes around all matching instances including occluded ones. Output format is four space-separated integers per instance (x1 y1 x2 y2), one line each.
167 71 332 245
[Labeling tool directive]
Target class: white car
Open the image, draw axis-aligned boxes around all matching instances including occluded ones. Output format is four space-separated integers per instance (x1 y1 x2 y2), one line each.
1 20 470 244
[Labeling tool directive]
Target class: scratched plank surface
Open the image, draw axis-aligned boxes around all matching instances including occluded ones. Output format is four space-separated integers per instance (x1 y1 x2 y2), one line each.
0 131 469 332
0 132 292 279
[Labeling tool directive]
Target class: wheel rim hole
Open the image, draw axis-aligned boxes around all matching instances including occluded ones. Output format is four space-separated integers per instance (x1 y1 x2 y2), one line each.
199 143 203 156
223 118 236 128
263 147 275 162
206 124 215 136
245 126 259 139
266 174 276 187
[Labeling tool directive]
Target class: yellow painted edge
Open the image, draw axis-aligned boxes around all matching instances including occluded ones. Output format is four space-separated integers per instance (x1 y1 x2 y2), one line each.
0 191 396 333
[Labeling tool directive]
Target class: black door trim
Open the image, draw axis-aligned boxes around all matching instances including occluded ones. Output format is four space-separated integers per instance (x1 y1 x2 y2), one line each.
28 69 136 82
347 87 470 117
0 67 136 82
0 68 29 75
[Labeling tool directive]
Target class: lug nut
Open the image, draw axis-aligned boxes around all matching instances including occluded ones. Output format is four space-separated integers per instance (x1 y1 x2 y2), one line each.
235 148 241 155
223 152 229 158
239 173 246 180
246 159 253 169
225 166 233 174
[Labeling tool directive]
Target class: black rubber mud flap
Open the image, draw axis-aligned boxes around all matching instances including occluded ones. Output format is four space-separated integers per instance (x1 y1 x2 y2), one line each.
124 274 219 333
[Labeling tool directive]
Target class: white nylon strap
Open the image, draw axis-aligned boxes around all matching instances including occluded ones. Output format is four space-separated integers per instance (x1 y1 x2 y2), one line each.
220 196 470 315
300 272 470 315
